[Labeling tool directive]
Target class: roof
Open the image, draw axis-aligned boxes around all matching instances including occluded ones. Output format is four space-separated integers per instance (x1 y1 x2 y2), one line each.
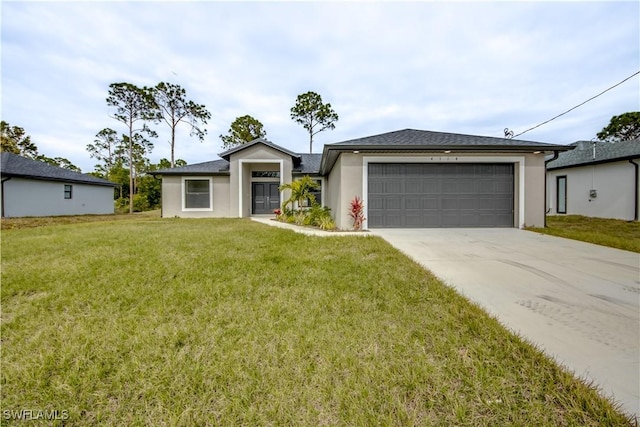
150 159 230 176
1 152 117 187
547 139 640 170
294 154 322 174
320 128 572 174
219 138 301 161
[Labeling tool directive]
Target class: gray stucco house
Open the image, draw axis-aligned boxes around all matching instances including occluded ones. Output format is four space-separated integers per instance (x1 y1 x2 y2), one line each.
1 152 117 217
151 129 570 229
546 139 640 221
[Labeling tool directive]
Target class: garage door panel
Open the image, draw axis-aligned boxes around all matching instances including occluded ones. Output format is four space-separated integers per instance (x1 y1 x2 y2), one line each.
368 163 514 228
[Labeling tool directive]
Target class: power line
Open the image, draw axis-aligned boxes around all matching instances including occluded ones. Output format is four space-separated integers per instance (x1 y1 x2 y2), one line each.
506 70 640 139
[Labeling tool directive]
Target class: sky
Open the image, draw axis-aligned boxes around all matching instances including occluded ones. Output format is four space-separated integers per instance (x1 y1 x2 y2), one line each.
1 1 639 173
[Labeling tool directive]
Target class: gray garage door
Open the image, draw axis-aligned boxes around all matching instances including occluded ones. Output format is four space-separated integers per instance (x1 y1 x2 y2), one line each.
368 163 514 228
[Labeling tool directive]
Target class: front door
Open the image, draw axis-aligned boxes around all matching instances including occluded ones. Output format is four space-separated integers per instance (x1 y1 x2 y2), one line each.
252 182 280 214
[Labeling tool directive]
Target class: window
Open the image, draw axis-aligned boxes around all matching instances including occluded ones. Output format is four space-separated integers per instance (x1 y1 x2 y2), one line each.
252 171 280 178
184 179 211 210
64 184 73 199
556 176 567 214
301 179 322 207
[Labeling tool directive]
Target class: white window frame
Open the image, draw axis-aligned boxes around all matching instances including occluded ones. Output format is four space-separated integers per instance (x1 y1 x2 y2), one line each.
181 177 214 211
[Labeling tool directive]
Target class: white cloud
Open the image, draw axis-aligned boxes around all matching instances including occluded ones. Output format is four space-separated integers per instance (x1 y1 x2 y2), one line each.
1 1 638 171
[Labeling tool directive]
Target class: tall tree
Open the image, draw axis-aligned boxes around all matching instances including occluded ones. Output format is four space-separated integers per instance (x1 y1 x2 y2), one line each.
219 115 267 150
151 82 211 167
87 128 123 179
106 82 158 214
1 121 38 158
597 112 640 142
36 155 81 172
290 91 338 153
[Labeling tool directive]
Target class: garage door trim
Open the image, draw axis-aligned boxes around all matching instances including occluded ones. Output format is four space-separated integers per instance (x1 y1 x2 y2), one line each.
361 155 526 229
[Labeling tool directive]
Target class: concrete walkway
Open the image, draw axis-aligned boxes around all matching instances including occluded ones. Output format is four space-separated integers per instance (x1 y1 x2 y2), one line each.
371 228 640 418
250 216 370 237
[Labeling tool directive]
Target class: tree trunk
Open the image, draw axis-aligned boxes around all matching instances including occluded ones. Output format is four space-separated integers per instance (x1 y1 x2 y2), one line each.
171 125 176 168
128 122 133 214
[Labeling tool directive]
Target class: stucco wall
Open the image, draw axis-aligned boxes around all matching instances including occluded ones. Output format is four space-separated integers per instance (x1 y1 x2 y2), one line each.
160 175 230 218
229 145 293 217
2 178 114 217
547 160 638 221
328 152 547 229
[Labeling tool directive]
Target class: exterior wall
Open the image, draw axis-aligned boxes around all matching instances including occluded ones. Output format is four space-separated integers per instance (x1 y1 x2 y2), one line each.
229 145 293 217
523 153 546 227
327 152 547 229
160 175 230 218
547 160 638 221
326 153 363 230
2 178 114 217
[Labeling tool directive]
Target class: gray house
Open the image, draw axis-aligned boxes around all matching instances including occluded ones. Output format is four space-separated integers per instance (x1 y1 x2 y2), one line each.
152 129 570 229
1 152 117 217
547 139 640 221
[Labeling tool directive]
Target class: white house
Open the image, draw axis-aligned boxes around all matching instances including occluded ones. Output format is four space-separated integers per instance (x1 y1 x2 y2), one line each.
1 152 117 217
546 139 640 221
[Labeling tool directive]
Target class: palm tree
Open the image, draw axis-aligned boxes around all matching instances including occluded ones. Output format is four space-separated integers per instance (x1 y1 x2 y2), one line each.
279 175 320 211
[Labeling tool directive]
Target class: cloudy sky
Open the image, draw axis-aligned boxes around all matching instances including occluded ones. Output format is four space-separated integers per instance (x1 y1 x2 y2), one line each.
2 1 638 172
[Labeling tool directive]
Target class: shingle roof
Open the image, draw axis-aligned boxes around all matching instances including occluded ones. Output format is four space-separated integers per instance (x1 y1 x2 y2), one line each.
1 152 116 186
294 154 322 174
547 139 640 170
328 128 567 148
150 159 230 175
320 128 571 174
219 138 301 161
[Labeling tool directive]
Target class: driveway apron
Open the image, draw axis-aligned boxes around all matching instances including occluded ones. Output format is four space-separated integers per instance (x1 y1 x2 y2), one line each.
371 228 640 418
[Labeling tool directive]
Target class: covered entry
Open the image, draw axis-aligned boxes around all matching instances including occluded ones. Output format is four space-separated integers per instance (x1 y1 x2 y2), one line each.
368 163 514 228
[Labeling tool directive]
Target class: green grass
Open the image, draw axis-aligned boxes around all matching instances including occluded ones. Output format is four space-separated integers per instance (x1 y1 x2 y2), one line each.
1 217 634 426
528 215 640 253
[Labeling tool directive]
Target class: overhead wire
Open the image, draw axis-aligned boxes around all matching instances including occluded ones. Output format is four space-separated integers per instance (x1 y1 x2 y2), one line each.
508 70 640 139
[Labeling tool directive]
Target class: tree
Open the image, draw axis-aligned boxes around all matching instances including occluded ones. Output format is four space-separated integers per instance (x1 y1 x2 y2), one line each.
106 82 158 213
279 175 320 211
36 155 81 172
597 112 640 142
219 115 267 150
151 82 211 168
1 121 38 158
290 91 338 153
87 128 123 179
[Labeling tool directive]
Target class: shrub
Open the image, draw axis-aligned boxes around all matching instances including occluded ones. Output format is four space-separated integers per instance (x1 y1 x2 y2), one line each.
349 196 366 230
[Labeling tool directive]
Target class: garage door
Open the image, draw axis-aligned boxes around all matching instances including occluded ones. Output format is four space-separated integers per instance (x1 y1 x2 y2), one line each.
368 163 514 228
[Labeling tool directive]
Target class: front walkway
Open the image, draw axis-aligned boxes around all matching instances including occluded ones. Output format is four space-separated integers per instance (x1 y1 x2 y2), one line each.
371 228 640 418
250 216 370 237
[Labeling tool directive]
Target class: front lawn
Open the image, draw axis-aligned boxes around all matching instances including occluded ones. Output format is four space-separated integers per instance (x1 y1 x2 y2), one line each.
528 215 640 253
1 218 633 425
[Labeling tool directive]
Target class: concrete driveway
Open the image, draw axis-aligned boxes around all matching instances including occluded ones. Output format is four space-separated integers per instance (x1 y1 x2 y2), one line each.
371 228 639 418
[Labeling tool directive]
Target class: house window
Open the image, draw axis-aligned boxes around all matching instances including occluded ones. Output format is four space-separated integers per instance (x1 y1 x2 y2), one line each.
301 179 322 207
252 171 280 178
557 176 567 214
64 184 73 199
184 179 212 210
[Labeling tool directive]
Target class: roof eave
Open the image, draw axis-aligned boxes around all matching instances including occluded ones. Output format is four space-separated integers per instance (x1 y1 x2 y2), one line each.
547 154 640 170
319 144 571 174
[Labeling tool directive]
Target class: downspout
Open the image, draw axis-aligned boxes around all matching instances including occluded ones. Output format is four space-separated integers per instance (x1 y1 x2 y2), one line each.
544 151 560 228
629 159 639 221
1 177 12 218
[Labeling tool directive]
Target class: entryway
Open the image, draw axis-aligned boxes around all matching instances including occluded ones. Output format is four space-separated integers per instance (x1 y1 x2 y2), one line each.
252 182 280 214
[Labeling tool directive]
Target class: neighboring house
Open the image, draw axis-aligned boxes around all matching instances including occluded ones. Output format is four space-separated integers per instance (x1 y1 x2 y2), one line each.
1 152 117 217
151 129 570 229
546 139 640 221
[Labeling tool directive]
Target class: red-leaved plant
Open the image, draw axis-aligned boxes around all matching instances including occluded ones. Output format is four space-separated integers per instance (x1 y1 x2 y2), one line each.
349 196 366 231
